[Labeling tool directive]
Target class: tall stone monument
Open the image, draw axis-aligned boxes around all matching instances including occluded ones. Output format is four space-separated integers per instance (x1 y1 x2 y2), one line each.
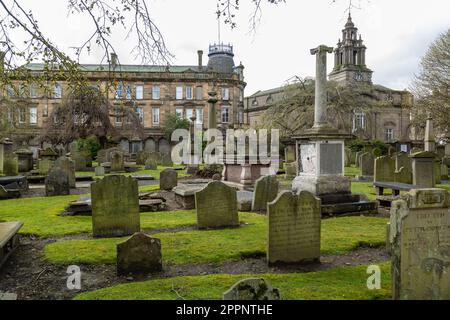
291 45 375 215
424 114 436 153
390 189 450 300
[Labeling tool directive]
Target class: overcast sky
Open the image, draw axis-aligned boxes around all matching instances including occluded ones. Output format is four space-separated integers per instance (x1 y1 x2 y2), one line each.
16 0 450 95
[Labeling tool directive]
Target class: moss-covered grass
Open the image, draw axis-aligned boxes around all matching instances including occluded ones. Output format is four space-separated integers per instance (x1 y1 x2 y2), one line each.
0 189 194 237
345 166 361 178
43 216 388 265
74 263 391 300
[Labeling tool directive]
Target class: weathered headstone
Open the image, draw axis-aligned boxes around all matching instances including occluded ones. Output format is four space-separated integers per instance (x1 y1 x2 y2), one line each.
38 159 54 176
40 147 58 161
441 163 448 180
15 148 34 172
252 175 279 213
390 188 450 300
394 166 412 184
267 190 321 266
0 142 4 174
160 154 173 167
91 175 140 238
411 152 436 188
360 152 375 177
116 232 162 275
223 278 281 300
2 153 18 176
136 151 150 166
95 166 105 177
374 156 395 182
55 156 76 188
395 152 412 172
160 168 178 190
237 191 253 212
110 151 124 172
435 160 442 185
71 151 87 171
145 158 157 170
45 167 70 196
284 162 297 180
195 181 239 229
97 149 107 164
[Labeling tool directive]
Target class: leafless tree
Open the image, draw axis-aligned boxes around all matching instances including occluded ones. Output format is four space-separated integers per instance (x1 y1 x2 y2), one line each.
411 29 450 140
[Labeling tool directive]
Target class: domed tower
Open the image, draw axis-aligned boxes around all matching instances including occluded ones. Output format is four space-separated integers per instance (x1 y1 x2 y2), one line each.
207 43 235 74
329 13 373 85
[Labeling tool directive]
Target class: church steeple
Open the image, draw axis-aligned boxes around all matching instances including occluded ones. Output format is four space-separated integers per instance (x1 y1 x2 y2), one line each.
329 14 373 85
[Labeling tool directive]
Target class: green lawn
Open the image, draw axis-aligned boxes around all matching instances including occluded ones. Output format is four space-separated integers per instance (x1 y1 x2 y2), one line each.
43 216 388 265
74 263 391 300
0 187 195 238
345 166 361 177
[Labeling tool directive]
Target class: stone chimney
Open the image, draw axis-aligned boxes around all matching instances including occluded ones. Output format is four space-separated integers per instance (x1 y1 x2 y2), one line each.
197 50 203 70
110 53 118 69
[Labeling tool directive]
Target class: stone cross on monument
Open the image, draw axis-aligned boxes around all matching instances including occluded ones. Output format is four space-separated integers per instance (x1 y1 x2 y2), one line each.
424 113 435 153
310 46 334 130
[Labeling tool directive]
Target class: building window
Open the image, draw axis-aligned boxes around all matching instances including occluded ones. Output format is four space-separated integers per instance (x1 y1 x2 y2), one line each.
30 84 38 98
385 128 394 142
196 109 203 125
176 86 183 100
136 107 144 123
125 85 132 100
252 99 258 106
18 108 26 124
196 87 203 100
115 85 123 99
54 83 62 99
186 86 193 100
186 108 194 121
222 88 230 101
175 108 183 118
353 112 365 131
115 108 123 124
29 107 38 124
152 108 160 125
136 85 144 100
151 86 160 100
7 85 16 98
221 106 230 123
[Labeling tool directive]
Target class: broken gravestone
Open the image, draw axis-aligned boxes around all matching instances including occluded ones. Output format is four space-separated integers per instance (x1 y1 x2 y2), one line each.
223 278 280 300
116 232 162 276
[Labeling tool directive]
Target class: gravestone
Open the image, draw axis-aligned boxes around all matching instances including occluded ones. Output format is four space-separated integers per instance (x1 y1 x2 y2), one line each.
160 154 173 167
2 153 18 176
145 158 157 170
55 156 76 188
267 190 321 266
91 175 140 238
223 278 281 300
394 167 412 184
374 156 395 182
395 152 412 172
237 191 253 212
0 142 4 174
284 162 297 180
390 188 450 300
344 147 353 167
252 175 279 213
355 151 364 167
97 149 107 164
71 151 87 171
110 151 124 172
434 160 442 185
411 152 435 188
136 151 150 166
15 148 34 172
160 169 178 191
95 166 105 177
116 232 162 275
45 167 70 196
38 159 54 176
195 181 239 229
441 163 448 180
40 147 58 161
360 152 375 177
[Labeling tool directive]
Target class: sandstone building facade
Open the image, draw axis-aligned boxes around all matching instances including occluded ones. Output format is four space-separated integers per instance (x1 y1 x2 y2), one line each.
245 14 414 144
1 44 246 156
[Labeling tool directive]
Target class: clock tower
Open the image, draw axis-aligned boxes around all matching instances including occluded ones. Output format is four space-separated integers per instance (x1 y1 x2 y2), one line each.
329 13 373 85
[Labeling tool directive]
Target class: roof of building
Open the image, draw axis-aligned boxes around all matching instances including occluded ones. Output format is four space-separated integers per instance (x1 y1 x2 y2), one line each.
25 63 203 73
247 85 286 98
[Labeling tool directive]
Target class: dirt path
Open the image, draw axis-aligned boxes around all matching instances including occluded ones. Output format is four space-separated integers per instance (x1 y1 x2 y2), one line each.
0 234 389 300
